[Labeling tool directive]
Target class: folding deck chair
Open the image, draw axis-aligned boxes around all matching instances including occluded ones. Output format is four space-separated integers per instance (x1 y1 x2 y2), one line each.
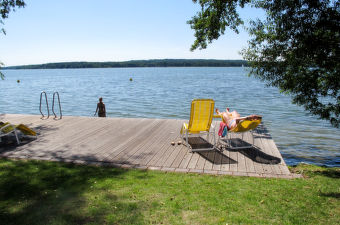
0 122 20 144
180 99 216 152
216 115 262 150
0 122 37 145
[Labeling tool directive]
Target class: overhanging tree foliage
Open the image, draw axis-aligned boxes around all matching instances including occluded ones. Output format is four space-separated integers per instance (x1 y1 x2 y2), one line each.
189 0 340 127
0 0 25 79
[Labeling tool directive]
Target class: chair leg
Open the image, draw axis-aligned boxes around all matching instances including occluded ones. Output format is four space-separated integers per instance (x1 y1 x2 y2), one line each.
227 132 231 148
13 129 20 145
185 131 190 151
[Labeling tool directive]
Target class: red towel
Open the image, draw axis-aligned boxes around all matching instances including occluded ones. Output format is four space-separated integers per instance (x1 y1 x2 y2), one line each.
218 122 227 137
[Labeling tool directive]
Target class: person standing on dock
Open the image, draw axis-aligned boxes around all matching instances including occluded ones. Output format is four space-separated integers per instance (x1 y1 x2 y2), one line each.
94 97 106 117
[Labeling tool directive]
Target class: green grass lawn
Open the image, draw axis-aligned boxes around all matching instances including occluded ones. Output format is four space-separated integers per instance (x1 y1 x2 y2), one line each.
0 158 339 225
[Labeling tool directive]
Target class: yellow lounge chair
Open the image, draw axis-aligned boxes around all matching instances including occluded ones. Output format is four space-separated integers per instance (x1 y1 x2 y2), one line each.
180 99 216 152
0 122 20 144
216 115 262 150
0 122 37 145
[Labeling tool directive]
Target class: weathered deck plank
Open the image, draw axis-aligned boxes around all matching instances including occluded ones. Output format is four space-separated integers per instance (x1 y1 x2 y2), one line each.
123 119 172 166
0 114 294 178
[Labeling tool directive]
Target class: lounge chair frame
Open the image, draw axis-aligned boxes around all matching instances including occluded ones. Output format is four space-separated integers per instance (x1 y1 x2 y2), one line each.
217 117 261 150
220 129 256 150
0 123 20 145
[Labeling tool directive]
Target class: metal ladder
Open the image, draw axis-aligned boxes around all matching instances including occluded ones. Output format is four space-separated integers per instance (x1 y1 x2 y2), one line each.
39 91 50 119
52 92 62 119
39 91 62 119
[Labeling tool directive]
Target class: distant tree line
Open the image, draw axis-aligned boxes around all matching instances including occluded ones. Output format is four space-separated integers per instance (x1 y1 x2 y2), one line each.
3 59 248 69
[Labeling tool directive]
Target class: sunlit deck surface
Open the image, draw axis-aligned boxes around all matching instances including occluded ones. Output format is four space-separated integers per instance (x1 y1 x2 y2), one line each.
0 114 300 178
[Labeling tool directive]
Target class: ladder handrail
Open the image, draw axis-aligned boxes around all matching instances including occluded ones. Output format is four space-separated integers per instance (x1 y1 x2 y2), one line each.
52 92 62 119
39 91 50 118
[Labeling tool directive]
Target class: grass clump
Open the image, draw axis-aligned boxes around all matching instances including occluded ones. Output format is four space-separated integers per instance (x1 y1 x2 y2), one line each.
0 158 339 225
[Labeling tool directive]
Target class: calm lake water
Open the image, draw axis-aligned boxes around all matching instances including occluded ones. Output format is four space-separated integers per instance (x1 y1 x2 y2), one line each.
1 67 339 167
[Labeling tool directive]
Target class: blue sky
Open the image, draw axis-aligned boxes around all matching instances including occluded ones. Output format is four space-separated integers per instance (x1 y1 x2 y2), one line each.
0 0 265 66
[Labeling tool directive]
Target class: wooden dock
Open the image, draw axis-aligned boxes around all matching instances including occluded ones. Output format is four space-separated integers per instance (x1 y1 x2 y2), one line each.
0 114 299 178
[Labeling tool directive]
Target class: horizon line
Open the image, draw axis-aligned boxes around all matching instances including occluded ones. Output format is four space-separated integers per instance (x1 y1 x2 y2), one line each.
2 58 247 68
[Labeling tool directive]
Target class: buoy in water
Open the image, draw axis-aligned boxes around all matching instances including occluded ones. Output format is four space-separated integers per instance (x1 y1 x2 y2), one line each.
17 79 20 83
129 78 133 81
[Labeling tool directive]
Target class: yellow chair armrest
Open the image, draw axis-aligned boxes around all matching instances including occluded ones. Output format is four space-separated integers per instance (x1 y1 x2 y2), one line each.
180 123 188 135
